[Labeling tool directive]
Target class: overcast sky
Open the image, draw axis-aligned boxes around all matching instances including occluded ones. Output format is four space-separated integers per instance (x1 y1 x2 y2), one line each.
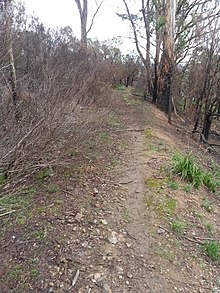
22 0 137 53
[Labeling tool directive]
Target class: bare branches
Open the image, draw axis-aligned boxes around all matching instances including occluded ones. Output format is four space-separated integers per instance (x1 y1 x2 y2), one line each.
87 0 105 35
74 0 104 46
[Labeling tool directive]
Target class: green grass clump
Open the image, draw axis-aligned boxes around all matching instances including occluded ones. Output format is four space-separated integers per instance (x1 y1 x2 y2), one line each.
171 154 219 192
47 185 58 194
203 241 220 261
183 183 192 193
115 84 125 91
168 180 179 190
145 128 153 139
204 222 214 233
171 220 186 234
0 173 6 185
203 172 218 193
202 198 213 213
171 154 203 188
36 168 51 180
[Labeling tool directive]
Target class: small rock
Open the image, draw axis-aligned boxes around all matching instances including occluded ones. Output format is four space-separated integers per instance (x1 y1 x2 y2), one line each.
48 288 54 293
93 272 102 282
157 228 165 235
82 241 89 248
75 211 82 222
126 243 132 248
109 236 118 245
60 256 67 263
101 219 108 225
94 188 99 194
127 273 133 279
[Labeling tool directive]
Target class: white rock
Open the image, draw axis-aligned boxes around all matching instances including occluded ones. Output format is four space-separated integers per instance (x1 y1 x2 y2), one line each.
101 219 108 225
109 236 118 245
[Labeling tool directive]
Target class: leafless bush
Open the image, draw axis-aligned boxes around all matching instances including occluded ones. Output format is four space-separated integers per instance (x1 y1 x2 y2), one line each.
0 16 113 187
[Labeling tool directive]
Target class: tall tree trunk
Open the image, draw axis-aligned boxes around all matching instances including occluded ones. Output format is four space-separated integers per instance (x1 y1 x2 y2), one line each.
142 0 152 96
152 30 161 103
75 0 88 48
159 0 175 122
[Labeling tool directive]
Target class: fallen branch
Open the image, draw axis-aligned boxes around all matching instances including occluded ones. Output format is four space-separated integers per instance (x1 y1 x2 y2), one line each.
112 128 145 132
200 133 220 148
119 180 133 184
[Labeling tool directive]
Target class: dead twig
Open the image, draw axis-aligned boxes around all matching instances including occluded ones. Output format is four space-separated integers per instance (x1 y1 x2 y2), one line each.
159 225 170 233
112 128 145 132
119 180 133 185
69 269 80 290
0 210 16 217
1 118 45 163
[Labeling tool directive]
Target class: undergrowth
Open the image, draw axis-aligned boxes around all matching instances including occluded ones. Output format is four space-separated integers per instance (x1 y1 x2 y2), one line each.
171 153 219 192
203 241 220 261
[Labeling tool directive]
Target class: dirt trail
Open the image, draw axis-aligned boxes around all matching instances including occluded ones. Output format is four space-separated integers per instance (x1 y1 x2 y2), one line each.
85 105 176 293
77 95 220 293
1 89 219 293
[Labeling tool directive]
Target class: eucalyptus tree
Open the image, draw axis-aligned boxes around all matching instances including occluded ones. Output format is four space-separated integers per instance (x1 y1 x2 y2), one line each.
119 0 220 125
74 0 104 48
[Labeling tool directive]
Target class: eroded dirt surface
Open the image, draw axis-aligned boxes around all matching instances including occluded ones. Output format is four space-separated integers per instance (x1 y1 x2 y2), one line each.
1 88 220 293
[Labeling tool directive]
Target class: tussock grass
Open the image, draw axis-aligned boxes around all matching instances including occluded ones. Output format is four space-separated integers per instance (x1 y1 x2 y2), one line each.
171 153 219 192
203 241 220 261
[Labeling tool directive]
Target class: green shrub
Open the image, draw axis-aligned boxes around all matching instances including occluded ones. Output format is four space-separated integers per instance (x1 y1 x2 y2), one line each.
171 154 203 188
171 220 186 234
0 173 6 185
168 180 179 190
202 198 213 213
203 172 218 193
203 241 220 261
172 154 219 192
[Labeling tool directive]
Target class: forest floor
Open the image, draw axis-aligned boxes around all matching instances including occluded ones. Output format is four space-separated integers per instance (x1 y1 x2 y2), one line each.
1 86 220 293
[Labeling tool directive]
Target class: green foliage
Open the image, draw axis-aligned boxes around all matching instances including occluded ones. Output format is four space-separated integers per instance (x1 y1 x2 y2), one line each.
145 194 176 217
171 154 219 191
203 241 220 261
115 84 125 91
145 128 153 139
171 220 186 234
171 154 203 188
29 269 39 278
0 188 36 210
168 180 179 190
122 207 131 222
203 172 218 193
202 198 213 213
155 16 165 31
7 265 22 279
98 132 110 142
122 94 137 106
47 185 58 194
0 173 5 185
183 183 192 193
204 222 214 233
36 168 51 180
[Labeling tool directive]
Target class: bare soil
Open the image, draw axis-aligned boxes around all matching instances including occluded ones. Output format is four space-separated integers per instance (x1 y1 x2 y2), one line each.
1 87 220 293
